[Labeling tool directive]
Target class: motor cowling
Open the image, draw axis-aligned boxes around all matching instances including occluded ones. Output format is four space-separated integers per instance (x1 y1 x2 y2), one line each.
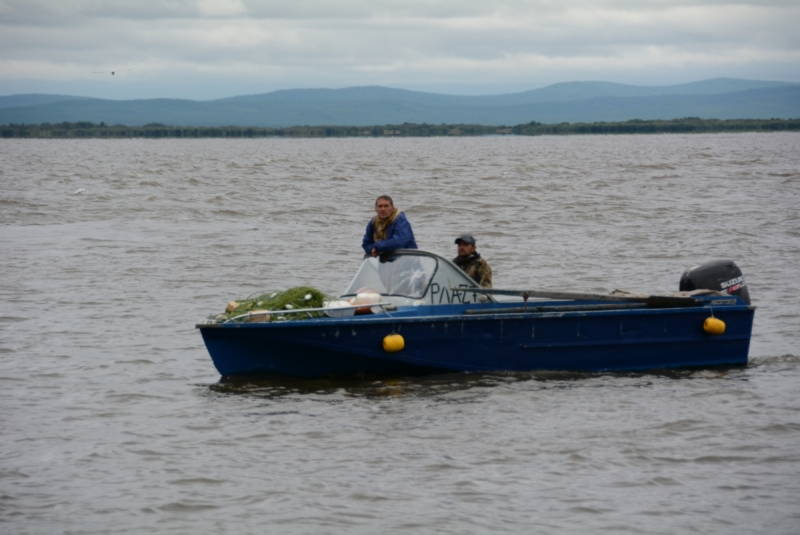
679 259 750 304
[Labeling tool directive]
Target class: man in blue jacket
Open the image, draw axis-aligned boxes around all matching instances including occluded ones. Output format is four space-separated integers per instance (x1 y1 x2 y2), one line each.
362 195 418 257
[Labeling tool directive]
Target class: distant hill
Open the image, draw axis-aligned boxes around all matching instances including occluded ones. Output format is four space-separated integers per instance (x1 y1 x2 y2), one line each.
1 78 798 127
0 93 90 109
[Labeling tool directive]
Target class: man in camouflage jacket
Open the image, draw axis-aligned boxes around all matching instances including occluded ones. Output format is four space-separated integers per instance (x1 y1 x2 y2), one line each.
453 234 492 288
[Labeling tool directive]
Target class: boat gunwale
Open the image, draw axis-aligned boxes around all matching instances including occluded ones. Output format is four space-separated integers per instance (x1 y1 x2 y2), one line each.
196 300 755 330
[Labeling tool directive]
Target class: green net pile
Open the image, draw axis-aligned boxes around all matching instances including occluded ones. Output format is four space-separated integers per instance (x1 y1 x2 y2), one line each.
217 286 328 322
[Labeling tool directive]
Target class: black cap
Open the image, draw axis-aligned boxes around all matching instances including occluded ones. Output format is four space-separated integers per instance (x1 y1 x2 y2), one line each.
455 234 476 245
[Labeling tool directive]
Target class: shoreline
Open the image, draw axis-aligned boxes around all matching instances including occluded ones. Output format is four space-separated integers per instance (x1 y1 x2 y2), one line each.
2 118 799 138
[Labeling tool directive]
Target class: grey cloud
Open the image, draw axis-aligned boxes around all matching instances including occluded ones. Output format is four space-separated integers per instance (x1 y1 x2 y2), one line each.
0 0 798 99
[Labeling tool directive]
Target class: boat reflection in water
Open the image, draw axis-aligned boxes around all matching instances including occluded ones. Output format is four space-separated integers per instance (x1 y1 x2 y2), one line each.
197 250 755 378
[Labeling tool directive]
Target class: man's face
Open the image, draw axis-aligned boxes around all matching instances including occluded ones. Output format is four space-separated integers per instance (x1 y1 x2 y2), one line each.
457 242 475 256
375 199 394 219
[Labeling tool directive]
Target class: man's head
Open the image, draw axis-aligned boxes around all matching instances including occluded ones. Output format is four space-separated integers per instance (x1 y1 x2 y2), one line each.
455 234 476 256
374 195 394 220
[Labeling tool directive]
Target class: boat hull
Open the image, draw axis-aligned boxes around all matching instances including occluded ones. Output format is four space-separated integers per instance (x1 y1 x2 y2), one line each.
198 301 755 378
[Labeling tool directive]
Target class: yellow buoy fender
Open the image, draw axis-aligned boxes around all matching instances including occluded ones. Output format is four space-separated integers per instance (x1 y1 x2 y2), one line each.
383 334 405 353
703 317 726 335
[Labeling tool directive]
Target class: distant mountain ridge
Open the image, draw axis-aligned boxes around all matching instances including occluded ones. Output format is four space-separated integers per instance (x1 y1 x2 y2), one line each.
1 78 798 127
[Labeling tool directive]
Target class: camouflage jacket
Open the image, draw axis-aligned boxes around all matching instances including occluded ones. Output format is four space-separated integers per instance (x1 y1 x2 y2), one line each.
453 253 492 288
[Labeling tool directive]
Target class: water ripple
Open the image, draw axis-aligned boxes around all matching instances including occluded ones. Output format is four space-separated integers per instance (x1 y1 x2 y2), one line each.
1 134 799 533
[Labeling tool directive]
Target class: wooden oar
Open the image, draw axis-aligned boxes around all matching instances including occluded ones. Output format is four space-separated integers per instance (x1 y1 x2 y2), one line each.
453 287 701 308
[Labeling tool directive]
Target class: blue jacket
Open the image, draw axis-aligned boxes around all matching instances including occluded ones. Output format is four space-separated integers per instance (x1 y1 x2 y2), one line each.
362 211 418 255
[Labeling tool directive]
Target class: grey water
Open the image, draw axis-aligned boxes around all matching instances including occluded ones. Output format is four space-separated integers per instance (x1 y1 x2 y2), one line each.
1 133 799 534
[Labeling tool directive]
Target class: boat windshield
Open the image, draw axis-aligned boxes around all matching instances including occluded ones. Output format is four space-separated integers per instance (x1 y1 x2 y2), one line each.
344 254 437 299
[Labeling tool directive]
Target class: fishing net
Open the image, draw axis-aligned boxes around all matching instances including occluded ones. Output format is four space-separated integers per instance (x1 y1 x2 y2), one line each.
216 286 328 322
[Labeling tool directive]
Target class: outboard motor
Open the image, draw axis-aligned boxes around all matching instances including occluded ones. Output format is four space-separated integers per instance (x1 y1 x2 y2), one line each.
679 260 750 304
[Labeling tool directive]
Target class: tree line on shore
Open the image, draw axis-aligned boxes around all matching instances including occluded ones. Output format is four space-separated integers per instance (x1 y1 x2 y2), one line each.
2 118 798 138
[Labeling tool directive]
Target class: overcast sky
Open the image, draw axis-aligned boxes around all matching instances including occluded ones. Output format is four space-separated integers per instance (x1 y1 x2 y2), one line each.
1 0 798 100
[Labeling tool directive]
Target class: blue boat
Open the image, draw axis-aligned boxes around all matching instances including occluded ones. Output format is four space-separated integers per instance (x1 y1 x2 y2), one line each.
197 250 754 378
